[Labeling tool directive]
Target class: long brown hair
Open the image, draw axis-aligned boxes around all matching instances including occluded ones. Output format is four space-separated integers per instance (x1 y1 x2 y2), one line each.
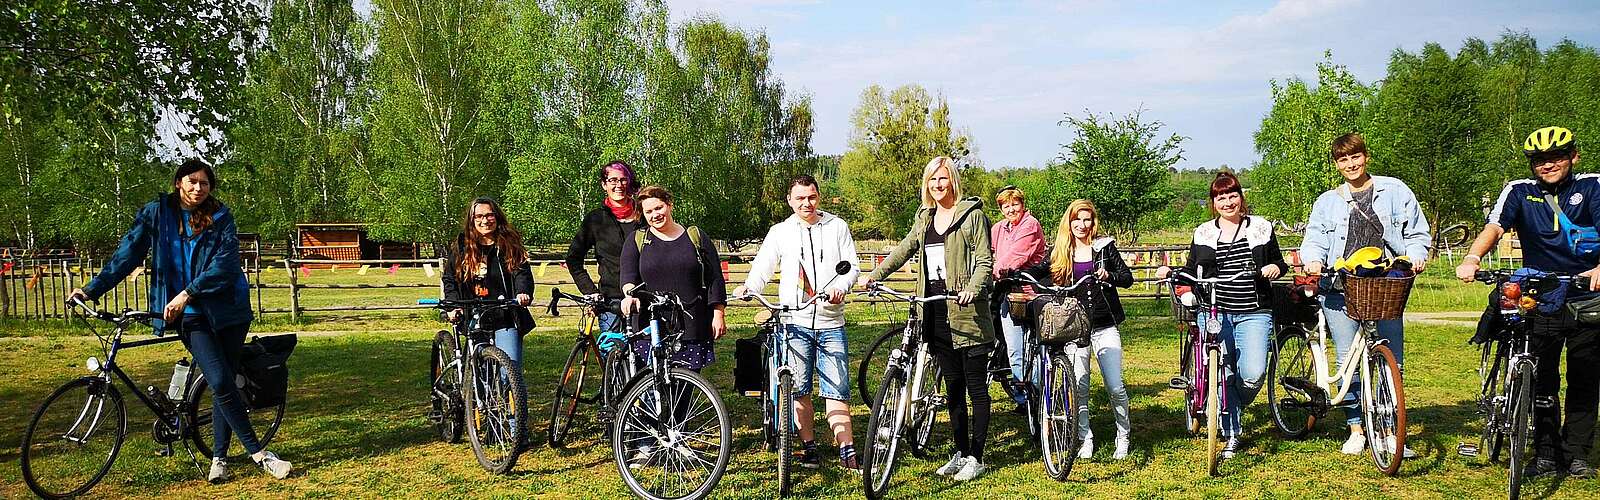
1049 199 1100 285
173 159 221 234
454 197 529 283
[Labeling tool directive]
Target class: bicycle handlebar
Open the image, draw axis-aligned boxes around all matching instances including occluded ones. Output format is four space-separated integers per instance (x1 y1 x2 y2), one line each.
1169 270 1256 284
858 282 958 303
1473 269 1593 290
1000 271 1096 295
546 289 620 317
735 291 831 311
66 296 157 326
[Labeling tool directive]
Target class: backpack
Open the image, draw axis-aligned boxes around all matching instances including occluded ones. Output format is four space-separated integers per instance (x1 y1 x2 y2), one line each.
237 334 297 410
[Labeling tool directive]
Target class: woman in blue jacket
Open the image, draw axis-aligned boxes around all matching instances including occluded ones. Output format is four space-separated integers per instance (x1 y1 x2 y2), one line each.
71 159 292 483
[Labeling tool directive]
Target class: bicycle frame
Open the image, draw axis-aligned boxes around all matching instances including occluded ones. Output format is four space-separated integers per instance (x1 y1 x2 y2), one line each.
65 299 193 452
1301 312 1381 415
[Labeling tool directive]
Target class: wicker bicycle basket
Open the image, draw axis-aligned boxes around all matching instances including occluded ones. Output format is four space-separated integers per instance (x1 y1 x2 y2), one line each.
1342 274 1416 321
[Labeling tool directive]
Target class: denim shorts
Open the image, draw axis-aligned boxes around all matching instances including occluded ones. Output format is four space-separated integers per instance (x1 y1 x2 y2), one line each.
784 324 850 401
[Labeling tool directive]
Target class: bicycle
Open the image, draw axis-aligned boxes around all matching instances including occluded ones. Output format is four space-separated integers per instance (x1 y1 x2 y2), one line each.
420 297 528 475
1167 268 1255 477
1266 273 1408 476
546 290 630 448
1457 269 1585 499
737 290 836 496
858 282 957 500
21 297 285 499
611 286 731 500
1000 270 1100 481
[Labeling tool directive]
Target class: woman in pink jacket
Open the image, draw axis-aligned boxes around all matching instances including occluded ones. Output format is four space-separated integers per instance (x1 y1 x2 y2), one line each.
990 186 1047 412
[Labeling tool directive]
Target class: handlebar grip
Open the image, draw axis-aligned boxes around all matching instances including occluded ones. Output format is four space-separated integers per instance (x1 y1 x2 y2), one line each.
1579 276 1593 290
1473 270 1493 284
418 298 440 305
545 297 561 317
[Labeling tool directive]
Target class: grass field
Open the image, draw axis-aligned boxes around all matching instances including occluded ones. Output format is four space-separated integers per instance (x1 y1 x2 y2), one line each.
2 265 1595 499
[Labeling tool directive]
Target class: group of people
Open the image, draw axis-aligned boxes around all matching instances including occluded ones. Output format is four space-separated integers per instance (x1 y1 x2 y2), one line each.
68 124 1598 487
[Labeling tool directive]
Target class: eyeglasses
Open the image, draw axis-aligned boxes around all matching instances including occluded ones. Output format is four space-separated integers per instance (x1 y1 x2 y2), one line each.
604 177 629 185
472 213 496 221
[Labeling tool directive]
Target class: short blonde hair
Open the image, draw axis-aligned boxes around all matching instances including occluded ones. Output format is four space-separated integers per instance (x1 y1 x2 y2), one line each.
996 187 1025 206
920 156 962 208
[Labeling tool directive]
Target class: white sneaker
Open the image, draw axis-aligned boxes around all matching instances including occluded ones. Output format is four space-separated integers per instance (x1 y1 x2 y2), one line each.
253 451 292 480
1341 433 1366 455
207 457 231 483
628 446 655 470
1077 437 1094 459
935 453 968 476
1113 435 1130 460
1220 436 1241 459
952 458 986 481
1382 436 1419 459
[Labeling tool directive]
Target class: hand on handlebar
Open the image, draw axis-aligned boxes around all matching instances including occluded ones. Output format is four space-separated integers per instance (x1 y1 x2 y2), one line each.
1305 262 1324 276
1261 263 1282 280
445 309 463 323
1155 266 1171 280
621 297 639 317
70 288 89 303
855 275 875 290
1456 260 1481 283
732 285 751 298
957 290 976 306
515 293 531 307
827 288 846 304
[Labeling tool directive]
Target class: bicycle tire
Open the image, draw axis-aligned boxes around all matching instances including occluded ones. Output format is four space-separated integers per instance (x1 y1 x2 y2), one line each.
1476 340 1507 463
611 368 732 500
548 338 592 448
1268 326 1316 438
21 377 127 500
185 374 286 459
776 371 795 496
1206 345 1221 477
1508 359 1535 500
431 330 464 443
466 345 527 475
857 326 902 406
1042 352 1077 481
1363 344 1406 476
908 360 942 459
862 365 907 499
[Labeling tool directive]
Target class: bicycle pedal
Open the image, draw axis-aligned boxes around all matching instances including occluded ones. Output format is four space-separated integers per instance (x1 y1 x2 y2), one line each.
1168 376 1189 390
1457 443 1480 457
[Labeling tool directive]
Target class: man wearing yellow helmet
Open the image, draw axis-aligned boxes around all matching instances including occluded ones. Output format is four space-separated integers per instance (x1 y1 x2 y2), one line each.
1457 125 1599 479
1302 132 1430 458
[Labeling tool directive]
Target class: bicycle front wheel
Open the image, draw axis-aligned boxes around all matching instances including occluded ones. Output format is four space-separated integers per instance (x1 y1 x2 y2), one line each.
549 338 593 448
1477 340 1507 463
185 374 285 459
862 365 908 500
908 361 943 459
857 326 901 406
776 371 796 496
611 368 732 500
1508 359 1535 500
1040 351 1077 481
1268 327 1316 438
1363 344 1406 476
466 345 527 474
21 377 127 500
1206 345 1221 477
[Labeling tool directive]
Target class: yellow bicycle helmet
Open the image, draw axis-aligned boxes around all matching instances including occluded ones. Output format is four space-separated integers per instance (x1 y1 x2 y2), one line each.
1524 126 1576 156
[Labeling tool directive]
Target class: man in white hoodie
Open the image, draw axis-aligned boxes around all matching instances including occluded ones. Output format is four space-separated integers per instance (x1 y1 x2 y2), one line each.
735 174 862 469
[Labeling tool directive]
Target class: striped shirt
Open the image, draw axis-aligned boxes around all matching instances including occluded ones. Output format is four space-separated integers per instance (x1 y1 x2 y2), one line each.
1214 238 1260 312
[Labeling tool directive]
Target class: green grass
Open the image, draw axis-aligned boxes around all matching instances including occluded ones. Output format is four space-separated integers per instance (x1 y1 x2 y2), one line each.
3 305 1599 498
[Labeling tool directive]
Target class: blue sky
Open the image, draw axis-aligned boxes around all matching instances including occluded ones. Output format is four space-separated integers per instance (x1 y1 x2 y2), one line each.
668 0 1600 169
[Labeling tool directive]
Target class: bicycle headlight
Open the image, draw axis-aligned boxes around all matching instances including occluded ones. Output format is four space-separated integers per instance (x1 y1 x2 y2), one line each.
86 356 101 373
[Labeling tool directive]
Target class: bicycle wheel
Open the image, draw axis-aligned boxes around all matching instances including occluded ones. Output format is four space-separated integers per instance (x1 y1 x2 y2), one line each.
908 361 943 459
431 330 464 443
1477 341 1507 463
611 368 732 500
857 327 901 406
603 348 634 410
21 377 127 500
776 371 795 497
1268 327 1317 438
1363 343 1406 476
549 338 593 448
1040 351 1077 481
1507 359 1535 500
1206 345 1221 477
862 366 907 500
465 345 527 474
185 374 286 459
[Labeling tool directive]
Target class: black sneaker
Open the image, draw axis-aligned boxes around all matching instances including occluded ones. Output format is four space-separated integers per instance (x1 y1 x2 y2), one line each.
1524 458 1561 478
1571 459 1597 479
792 447 821 469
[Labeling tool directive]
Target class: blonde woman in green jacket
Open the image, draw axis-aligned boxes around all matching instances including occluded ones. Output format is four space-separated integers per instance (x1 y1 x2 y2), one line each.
857 156 996 480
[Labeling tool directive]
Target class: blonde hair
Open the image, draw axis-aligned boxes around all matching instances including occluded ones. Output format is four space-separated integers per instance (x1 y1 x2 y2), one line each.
1049 199 1100 284
920 156 963 208
996 187 1025 206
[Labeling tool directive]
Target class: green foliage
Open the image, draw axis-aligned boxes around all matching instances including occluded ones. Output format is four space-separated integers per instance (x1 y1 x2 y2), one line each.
1055 109 1183 241
1369 43 1490 231
836 84 972 239
1250 52 1373 224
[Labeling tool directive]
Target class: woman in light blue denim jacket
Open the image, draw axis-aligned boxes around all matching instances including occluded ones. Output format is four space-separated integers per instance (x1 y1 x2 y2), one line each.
1300 133 1430 457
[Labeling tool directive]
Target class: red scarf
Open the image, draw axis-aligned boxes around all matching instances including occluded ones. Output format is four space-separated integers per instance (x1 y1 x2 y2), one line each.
604 197 636 220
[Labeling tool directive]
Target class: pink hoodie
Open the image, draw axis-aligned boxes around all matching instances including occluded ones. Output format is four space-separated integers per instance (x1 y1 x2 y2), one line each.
991 210 1046 278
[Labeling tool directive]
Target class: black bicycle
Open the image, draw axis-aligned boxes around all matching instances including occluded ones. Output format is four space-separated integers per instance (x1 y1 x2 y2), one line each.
21 297 285 499
546 290 631 448
422 297 528 474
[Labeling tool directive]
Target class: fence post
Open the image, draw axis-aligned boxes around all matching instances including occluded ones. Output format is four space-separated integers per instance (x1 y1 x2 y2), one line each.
286 258 300 323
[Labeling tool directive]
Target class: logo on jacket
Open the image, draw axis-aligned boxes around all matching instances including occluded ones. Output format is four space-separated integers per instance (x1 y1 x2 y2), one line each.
1572 193 1585 206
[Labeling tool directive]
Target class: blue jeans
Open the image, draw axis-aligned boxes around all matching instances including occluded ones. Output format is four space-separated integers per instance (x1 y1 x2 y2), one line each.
598 307 623 335
492 327 522 366
1199 311 1273 437
1320 290 1404 425
179 315 262 455
785 325 850 401
998 305 1029 404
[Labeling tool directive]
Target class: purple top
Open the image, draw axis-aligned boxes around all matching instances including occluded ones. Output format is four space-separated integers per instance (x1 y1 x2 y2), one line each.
1071 259 1095 281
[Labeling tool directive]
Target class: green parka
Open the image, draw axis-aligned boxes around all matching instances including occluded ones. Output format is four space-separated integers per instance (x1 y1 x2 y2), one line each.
868 197 995 348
